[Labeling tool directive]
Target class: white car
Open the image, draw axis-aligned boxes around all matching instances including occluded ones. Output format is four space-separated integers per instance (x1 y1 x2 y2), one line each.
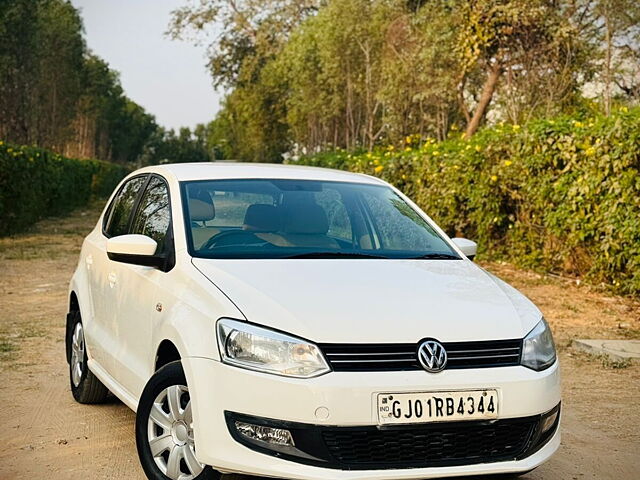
66 163 560 480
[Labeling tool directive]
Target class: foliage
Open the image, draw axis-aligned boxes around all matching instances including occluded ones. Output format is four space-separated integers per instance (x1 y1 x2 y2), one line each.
176 0 638 161
141 127 212 165
169 0 319 89
0 0 85 148
292 107 640 295
170 0 316 162
0 141 128 236
0 0 159 164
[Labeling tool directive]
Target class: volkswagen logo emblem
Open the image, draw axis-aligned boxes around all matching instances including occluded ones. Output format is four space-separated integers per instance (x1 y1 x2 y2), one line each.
418 340 448 373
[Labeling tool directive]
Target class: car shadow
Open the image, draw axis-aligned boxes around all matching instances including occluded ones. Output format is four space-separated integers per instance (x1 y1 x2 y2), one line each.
222 474 531 480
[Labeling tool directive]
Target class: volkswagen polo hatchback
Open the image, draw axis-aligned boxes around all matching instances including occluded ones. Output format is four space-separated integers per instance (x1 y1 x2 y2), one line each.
66 163 560 480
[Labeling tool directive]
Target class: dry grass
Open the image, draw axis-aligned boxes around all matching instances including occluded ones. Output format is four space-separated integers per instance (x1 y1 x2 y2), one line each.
0 200 105 261
480 261 640 347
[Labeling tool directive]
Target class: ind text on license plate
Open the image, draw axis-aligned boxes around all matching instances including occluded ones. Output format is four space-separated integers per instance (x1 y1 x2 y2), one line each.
377 390 499 424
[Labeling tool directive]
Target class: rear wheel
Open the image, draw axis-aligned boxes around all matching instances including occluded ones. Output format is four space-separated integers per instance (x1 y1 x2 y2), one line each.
66 311 109 404
136 361 218 480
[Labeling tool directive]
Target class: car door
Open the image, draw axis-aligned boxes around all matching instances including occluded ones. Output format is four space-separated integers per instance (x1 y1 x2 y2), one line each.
110 175 174 398
85 175 148 371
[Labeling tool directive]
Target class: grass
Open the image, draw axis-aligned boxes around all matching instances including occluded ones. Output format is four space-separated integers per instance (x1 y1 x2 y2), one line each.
0 340 14 353
569 349 633 370
0 199 105 260
0 339 16 362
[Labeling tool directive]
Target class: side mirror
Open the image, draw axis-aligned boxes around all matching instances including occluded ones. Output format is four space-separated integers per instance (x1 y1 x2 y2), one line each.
106 234 164 268
452 238 478 261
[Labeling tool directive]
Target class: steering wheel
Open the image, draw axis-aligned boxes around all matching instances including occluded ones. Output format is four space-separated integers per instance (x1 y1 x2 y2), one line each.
201 230 263 250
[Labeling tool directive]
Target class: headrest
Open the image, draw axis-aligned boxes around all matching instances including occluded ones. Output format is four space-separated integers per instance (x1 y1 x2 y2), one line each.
243 204 281 232
282 203 329 235
189 190 215 221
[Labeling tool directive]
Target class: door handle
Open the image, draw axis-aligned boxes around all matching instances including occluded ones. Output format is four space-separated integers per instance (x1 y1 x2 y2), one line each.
108 272 117 288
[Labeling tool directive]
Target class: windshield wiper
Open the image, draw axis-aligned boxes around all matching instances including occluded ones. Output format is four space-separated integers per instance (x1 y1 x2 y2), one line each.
283 251 390 259
410 253 461 260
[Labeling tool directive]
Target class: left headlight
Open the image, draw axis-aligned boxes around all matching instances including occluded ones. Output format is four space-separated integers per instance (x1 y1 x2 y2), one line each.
217 318 331 378
521 318 556 371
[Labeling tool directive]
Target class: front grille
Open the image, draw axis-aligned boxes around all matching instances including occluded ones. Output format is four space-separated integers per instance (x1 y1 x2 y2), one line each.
320 339 522 372
322 417 536 468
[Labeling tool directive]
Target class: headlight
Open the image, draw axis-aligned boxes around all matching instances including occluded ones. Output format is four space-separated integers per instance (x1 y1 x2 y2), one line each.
521 318 556 371
217 319 331 378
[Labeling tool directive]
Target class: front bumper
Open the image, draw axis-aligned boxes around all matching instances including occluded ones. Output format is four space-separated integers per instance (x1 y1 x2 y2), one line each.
183 357 561 479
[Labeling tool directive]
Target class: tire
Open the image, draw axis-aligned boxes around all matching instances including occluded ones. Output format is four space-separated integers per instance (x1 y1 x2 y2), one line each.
67 310 110 404
136 361 218 480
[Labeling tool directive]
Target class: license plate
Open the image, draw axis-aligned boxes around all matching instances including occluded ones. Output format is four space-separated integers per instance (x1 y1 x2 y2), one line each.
377 390 499 425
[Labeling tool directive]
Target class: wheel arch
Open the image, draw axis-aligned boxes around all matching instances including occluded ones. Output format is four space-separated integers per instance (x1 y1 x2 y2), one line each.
155 339 182 372
65 291 81 364
69 291 80 312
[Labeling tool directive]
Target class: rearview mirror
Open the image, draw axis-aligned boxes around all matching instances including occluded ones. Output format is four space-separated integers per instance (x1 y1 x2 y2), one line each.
106 234 164 268
452 238 478 261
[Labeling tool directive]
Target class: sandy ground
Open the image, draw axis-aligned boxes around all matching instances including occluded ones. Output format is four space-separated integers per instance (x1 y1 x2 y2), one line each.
0 203 638 480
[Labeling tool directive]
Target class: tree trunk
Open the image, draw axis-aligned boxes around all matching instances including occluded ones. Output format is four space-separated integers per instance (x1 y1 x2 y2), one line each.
604 9 612 116
464 62 502 139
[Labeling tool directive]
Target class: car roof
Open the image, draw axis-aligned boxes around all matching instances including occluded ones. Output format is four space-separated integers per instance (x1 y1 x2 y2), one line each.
137 162 385 185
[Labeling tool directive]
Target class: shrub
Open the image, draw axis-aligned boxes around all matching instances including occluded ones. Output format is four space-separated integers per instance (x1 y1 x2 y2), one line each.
292 108 640 295
0 141 128 236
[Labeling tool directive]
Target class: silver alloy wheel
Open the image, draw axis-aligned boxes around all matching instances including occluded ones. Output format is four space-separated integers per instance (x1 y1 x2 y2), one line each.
70 322 85 387
147 385 204 480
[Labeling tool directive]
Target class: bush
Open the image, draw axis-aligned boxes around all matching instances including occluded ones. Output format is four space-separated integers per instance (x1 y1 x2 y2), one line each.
292 108 640 295
0 141 128 236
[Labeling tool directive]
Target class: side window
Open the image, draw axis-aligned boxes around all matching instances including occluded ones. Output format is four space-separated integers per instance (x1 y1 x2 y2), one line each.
104 176 147 237
131 177 171 252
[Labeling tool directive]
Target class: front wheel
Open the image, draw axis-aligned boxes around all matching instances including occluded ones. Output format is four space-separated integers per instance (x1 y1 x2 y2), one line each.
135 361 218 480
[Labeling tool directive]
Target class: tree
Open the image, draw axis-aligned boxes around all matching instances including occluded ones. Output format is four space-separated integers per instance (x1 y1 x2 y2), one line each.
379 5 461 141
454 0 581 137
573 0 640 113
141 127 211 165
169 0 320 161
0 0 85 147
178 0 634 157
274 0 395 151
0 0 163 165
169 0 319 88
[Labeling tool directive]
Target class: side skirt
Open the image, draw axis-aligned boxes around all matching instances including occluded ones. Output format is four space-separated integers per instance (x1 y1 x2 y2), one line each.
87 358 139 412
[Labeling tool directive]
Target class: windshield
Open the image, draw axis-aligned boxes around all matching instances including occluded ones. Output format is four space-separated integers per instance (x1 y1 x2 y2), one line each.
181 179 459 260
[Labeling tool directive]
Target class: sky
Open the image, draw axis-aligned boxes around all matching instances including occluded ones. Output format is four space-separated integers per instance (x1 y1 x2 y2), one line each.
71 0 222 131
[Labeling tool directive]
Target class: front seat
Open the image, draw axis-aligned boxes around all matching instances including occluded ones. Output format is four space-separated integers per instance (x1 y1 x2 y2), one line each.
243 204 282 232
188 190 218 249
280 203 339 249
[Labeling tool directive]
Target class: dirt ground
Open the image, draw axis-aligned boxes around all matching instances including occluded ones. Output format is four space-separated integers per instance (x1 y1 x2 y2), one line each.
0 203 638 480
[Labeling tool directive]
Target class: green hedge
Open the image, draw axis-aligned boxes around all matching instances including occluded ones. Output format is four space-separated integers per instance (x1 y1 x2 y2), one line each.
0 141 129 236
292 108 640 295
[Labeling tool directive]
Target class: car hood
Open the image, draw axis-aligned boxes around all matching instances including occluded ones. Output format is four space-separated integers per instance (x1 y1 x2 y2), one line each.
192 258 541 343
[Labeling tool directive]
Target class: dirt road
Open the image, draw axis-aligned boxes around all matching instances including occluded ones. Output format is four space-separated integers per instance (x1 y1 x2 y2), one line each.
1 203 639 479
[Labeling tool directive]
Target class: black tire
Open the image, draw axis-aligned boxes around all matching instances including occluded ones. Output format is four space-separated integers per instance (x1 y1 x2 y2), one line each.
136 361 219 480
66 310 110 404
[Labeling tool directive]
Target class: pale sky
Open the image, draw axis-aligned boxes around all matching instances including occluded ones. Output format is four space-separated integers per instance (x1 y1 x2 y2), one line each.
71 0 222 131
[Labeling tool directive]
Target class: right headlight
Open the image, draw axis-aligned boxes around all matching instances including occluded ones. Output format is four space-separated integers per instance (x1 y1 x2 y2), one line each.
217 318 330 378
521 318 556 371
